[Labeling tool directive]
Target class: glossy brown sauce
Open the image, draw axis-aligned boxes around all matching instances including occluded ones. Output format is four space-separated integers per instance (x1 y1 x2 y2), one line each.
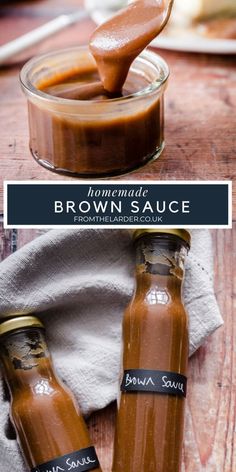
30 62 164 177
28 0 172 176
112 236 189 472
90 0 173 93
0 329 101 471
39 66 150 100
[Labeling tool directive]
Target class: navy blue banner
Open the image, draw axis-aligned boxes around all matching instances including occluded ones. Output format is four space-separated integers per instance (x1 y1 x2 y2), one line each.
4 181 231 228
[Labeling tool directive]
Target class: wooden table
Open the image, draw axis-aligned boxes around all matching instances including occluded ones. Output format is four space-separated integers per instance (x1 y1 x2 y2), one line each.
0 0 236 216
0 1 235 470
0 221 235 472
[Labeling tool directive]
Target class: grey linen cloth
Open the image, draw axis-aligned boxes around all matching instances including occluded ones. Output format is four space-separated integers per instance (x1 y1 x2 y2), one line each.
0 229 223 471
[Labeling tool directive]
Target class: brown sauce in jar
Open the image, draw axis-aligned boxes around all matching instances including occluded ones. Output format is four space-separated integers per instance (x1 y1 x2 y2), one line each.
22 0 173 177
37 65 150 100
28 59 165 177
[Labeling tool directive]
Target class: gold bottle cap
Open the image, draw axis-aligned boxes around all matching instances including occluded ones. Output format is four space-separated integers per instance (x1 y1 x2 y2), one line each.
0 316 44 337
133 229 191 246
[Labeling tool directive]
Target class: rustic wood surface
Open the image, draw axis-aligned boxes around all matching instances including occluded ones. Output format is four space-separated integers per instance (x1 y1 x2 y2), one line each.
0 0 235 469
0 223 235 472
0 0 236 215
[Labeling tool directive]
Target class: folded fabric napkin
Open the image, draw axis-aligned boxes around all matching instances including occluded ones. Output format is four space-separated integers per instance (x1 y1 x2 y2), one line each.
0 229 223 472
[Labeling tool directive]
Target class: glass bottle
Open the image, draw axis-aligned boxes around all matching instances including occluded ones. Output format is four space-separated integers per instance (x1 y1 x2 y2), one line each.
0 316 102 472
112 229 191 472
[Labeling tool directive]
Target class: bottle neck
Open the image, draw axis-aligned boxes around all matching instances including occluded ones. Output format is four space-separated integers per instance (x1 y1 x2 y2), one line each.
0 328 55 395
134 234 187 301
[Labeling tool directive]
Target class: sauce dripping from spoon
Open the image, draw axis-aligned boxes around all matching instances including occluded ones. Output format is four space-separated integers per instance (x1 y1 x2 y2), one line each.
90 0 174 94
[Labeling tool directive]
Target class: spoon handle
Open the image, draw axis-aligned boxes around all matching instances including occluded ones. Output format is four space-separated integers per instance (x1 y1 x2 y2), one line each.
0 10 88 66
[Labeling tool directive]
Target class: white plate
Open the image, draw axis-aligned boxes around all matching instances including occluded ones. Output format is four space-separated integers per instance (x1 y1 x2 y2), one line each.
151 35 236 55
91 11 236 55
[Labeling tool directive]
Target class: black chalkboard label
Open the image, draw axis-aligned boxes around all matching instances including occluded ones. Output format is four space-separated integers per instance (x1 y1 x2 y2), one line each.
31 446 100 472
121 369 187 397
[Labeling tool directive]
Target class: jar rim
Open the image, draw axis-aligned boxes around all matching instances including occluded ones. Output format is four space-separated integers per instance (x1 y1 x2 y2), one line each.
0 316 44 337
19 45 169 108
133 229 191 247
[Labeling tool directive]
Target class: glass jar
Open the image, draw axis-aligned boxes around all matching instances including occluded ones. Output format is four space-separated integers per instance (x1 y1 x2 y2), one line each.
20 46 169 178
0 316 101 472
112 229 191 472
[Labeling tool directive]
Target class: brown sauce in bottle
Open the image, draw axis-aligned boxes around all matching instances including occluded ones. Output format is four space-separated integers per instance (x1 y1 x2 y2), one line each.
0 317 101 472
112 230 190 472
